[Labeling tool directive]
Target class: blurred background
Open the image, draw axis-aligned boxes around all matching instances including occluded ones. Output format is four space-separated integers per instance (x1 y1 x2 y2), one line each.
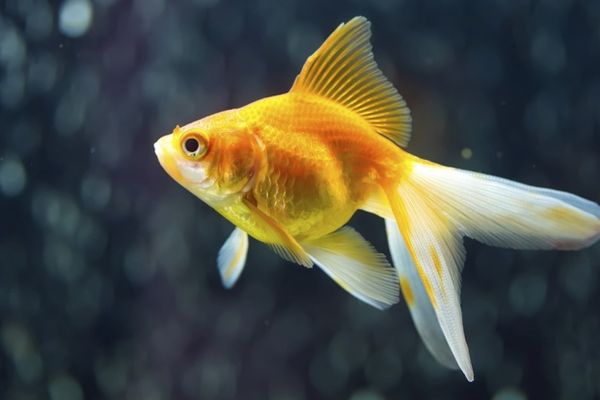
1 0 600 399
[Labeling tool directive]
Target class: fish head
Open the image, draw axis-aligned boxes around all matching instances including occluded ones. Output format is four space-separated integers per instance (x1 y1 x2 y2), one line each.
154 109 262 205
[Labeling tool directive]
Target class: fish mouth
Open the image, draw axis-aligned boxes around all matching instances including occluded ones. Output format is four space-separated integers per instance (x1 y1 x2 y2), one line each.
153 140 163 158
154 134 183 182
154 135 170 160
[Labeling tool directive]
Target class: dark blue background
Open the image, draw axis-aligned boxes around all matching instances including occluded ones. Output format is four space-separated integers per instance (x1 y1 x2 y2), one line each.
1 0 599 399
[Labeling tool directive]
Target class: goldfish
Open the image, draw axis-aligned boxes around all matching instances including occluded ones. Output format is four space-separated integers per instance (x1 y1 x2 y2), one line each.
154 16 600 381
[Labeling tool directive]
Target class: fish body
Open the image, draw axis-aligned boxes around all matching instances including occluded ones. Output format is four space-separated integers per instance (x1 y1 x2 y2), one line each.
239 92 403 240
162 91 405 243
154 17 600 381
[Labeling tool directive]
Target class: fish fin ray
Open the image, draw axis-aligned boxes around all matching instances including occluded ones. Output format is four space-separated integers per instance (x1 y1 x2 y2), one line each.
384 181 474 381
269 243 309 267
242 196 313 268
290 16 412 147
409 161 600 250
217 227 249 288
385 219 458 369
303 227 400 310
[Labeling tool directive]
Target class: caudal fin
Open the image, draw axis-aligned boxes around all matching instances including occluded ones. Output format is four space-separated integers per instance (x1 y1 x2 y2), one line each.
377 157 600 381
407 160 600 250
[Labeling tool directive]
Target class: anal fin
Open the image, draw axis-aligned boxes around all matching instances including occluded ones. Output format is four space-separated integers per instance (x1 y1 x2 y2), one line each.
303 227 400 310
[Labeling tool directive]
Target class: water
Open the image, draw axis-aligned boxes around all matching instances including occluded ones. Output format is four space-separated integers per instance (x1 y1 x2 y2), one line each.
1 1 600 399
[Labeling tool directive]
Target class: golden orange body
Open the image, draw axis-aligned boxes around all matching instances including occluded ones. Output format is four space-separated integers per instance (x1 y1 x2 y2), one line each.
238 93 402 241
154 17 600 382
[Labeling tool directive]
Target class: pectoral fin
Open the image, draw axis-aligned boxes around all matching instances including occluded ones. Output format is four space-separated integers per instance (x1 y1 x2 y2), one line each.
303 227 400 310
217 227 249 288
242 196 313 268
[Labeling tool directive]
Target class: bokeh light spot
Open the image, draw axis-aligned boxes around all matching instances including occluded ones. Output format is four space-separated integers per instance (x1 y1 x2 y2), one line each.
48 373 84 400
492 387 527 400
59 0 94 38
461 147 473 159
0 157 27 197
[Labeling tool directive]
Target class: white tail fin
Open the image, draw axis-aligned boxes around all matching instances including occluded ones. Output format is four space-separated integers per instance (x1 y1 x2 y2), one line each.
385 218 460 371
408 161 600 250
376 157 600 381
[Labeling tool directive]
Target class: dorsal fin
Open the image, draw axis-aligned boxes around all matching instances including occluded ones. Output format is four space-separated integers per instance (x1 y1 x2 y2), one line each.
290 16 412 147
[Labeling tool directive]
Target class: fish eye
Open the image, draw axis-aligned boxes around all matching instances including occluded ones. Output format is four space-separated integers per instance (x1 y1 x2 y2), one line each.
181 134 207 159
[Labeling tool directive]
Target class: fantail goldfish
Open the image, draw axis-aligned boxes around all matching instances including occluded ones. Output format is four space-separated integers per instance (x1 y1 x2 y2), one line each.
154 17 600 381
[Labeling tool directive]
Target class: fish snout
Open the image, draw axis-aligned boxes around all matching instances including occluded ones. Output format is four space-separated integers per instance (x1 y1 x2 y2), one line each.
153 140 162 157
154 134 183 182
153 135 172 159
